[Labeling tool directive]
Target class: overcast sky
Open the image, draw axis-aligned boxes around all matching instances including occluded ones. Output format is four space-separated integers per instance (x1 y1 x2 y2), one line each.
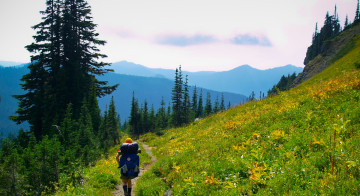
0 0 357 71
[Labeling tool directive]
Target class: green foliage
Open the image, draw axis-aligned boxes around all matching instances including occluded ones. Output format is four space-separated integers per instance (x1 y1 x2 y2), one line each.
129 66 221 137
204 92 212 116
355 61 360 69
355 0 360 22
304 6 342 65
171 66 184 127
135 35 360 195
0 1 124 195
268 73 297 96
11 0 118 140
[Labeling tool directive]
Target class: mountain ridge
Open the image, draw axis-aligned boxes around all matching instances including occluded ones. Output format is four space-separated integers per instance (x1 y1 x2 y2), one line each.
109 61 303 97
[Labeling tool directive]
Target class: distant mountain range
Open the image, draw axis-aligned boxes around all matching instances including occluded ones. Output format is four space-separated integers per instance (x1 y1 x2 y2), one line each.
109 61 303 97
0 61 303 137
0 61 27 67
0 63 247 137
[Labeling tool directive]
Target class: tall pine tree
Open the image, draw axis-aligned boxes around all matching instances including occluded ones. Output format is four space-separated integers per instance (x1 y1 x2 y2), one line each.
197 89 204 118
355 0 360 22
107 96 120 145
129 92 140 135
182 75 191 124
11 0 117 140
191 86 198 120
171 66 183 127
156 97 168 131
220 93 225 111
204 92 212 116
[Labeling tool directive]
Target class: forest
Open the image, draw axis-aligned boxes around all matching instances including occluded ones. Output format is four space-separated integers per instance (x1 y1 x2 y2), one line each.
0 0 120 194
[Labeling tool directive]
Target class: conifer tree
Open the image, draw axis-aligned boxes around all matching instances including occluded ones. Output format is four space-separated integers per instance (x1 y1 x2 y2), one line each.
87 82 102 135
249 91 256 101
99 106 109 149
142 100 149 133
60 103 76 148
11 0 117 140
213 96 219 113
11 62 47 140
21 134 41 193
344 15 350 29
333 5 341 33
129 92 140 135
191 86 198 119
78 100 94 149
171 66 183 127
355 0 360 22
182 75 191 124
220 93 225 111
204 92 212 116
107 96 119 144
167 102 172 124
156 97 168 131
149 105 156 132
197 89 204 118
37 136 62 191
0 139 23 195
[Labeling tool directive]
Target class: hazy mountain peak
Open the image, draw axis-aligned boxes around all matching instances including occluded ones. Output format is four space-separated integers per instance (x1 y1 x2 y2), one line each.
0 61 28 67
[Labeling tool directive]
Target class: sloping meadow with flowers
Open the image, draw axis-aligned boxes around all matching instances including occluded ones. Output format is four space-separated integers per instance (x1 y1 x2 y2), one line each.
136 34 360 195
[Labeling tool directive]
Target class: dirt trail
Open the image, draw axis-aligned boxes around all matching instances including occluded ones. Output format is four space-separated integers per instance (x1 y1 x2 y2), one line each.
112 143 157 196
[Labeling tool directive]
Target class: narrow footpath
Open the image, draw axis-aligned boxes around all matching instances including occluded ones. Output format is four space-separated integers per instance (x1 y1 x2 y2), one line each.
112 143 157 196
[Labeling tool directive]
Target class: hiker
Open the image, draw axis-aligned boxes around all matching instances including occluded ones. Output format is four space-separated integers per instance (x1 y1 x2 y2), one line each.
116 138 140 196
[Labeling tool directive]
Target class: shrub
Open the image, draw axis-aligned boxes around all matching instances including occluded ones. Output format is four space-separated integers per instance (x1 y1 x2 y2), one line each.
355 62 360 69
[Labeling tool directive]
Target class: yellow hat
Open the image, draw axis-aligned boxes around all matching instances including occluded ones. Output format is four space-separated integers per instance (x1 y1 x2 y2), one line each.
125 138 133 143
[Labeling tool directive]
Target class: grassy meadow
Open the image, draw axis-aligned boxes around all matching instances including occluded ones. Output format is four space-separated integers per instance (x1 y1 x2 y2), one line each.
135 35 360 195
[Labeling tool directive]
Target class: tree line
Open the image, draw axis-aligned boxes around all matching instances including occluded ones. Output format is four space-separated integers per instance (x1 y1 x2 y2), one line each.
128 66 228 135
304 1 360 65
0 0 121 194
267 73 297 96
273 1 360 96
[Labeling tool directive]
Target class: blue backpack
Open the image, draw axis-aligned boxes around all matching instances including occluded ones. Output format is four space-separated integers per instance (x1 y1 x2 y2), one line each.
119 153 140 178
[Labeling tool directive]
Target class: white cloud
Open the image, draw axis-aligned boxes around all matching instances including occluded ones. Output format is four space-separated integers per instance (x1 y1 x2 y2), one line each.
155 34 217 46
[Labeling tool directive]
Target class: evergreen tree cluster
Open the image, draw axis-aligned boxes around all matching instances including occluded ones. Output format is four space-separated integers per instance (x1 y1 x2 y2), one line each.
304 2 360 65
267 73 297 96
304 6 342 65
0 96 121 195
11 0 118 141
0 0 121 194
129 94 170 135
170 66 226 127
129 66 227 135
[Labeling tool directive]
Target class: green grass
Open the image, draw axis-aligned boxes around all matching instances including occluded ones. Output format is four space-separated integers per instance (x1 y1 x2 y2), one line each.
54 137 152 195
135 36 360 195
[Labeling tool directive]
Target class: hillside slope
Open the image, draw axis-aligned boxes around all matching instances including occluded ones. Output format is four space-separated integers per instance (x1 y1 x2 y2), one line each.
293 22 360 87
135 26 360 195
